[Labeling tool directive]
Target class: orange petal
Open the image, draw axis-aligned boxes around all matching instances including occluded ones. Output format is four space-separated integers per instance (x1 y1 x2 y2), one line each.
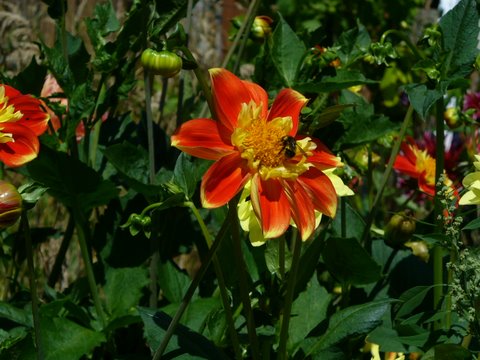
418 172 435 196
209 68 268 133
250 174 290 239
283 179 316 241
4 85 50 136
393 154 419 179
307 137 342 170
0 123 39 167
298 167 337 218
267 88 308 135
201 152 250 208
171 119 235 160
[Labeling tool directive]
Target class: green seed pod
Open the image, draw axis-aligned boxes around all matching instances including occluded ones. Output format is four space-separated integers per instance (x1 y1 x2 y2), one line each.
384 211 416 248
0 181 22 229
141 49 183 77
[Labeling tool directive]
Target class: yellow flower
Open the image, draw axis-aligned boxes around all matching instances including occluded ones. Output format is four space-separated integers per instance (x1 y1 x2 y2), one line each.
459 155 480 205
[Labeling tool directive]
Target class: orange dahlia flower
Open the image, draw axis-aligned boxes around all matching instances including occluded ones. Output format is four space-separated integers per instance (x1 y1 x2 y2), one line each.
0 84 50 167
172 68 351 243
393 136 453 196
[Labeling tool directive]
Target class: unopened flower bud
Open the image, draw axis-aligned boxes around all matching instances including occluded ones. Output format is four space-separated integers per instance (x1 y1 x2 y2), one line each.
384 211 416 248
251 16 273 40
0 181 22 229
444 107 461 129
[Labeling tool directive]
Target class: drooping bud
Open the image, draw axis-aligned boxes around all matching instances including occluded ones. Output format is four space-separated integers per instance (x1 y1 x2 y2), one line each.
384 210 416 248
0 181 22 229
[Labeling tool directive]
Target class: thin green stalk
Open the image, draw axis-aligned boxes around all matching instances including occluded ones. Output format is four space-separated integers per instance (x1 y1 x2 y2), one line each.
279 236 285 280
278 231 302 360
361 105 414 251
185 201 242 359
341 197 346 238
433 98 446 326
88 75 107 168
221 0 259 69
180 46 215 119
230 199 261 360
47 214 75 287
380 29 424 60
73 209 106 327
152 201 240 360
232 0 262 74
144 70 160 308
22 211 44 360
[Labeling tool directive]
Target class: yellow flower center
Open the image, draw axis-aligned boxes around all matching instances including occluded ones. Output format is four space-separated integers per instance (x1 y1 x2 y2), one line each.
231 101 314 180
412 147 436 186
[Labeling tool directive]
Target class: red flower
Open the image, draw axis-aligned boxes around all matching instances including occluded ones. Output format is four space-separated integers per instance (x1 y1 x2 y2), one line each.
172 68 349 242
0 85 50 167
393 136 453 196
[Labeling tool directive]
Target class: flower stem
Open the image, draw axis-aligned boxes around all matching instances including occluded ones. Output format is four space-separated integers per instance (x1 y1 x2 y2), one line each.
232 0 262 73
230 199 261 360
278 231 302 360
144 69 160 308
152 200 240 360
180 46 216 119
185 201 242 358
433 97 446 328
73 208 106 328
221 0 259 69
22 211 45 360
47 214 75 287
361 105 414 251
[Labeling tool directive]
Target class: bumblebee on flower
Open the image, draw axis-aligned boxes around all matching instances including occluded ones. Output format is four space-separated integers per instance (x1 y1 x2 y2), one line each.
171 68 352 245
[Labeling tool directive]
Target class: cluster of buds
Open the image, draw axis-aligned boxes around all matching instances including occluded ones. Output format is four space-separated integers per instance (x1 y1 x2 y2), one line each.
364 42 397 66
310 45 341 68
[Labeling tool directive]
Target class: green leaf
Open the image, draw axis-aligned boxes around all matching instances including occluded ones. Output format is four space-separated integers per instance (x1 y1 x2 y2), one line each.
422 344 473 360
85 0 120 46
152 0 194 38
104 267 149 318
331 201 365 239
139 299 227 359
439 0 479 78
305 299 393 355
0 302 32 327
335 21 371 66
463 217 480 230
395 285 436 319
404 83 443 119
270 14 306 87
0 327 28 352
40 315 105 360
158 261 193 304
366 326 408 353
26 146 118 212
296 69 376 94
323 237 381 286
265 237 292 277
288 277 332 351
336 111 398 149
172 153 211 199
103 142 166 196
